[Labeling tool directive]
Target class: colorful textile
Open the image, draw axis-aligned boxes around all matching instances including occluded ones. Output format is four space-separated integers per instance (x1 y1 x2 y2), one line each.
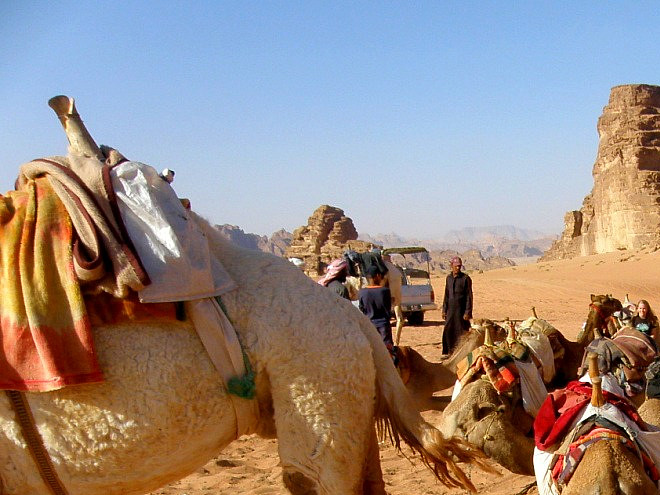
577 337 627 377
551 427 660 486
612 327 658 382
317 258 349 287
17 155 149 297
534 380 644 451
458 344 525 393
0 178 103 391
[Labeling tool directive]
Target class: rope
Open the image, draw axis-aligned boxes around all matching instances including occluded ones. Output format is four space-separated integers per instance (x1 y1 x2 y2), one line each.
5 390 69 495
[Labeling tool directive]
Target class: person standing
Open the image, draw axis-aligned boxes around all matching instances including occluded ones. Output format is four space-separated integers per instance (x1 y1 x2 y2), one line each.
317 259 351 300
358 266 394 352
441 256 473 355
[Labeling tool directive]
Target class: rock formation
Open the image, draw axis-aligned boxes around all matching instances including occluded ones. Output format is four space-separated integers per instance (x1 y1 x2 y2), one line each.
215 225 291 256
284 205 372 275
543 84 660 260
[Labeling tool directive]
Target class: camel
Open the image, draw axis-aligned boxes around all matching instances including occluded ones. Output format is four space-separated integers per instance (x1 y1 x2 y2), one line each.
639 398 660 425
438 296 624 476
0 96 492 495
534 356 659 495
558 440 657 495
577 294 623 344
396 319 508 410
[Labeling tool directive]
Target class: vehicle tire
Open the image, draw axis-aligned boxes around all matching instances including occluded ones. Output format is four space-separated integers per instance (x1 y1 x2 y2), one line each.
407 311 424 325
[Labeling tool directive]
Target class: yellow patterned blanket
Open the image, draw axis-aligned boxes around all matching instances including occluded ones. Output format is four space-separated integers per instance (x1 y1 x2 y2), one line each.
0 178 102 391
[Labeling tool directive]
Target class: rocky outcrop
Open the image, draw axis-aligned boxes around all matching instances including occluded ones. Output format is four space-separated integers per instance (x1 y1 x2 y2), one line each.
266 229 293 256
428 250 515 272
542 84 660 260
215 225 292 256
285 205 372 275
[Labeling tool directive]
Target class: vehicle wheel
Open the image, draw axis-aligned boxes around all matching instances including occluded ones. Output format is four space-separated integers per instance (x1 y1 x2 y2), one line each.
407 311 424 325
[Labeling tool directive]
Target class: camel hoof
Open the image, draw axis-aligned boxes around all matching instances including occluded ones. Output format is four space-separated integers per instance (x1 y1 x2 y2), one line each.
283 470 319 495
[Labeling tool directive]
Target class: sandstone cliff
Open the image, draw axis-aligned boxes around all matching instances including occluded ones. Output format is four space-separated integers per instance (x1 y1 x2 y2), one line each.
542 84 660 260
284 205 373 275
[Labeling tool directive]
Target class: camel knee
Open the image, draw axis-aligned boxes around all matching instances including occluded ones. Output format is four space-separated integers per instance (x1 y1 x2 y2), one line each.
282 469 319 495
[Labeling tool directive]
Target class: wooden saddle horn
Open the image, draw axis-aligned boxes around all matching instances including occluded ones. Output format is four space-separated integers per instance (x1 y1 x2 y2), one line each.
48 95 103 160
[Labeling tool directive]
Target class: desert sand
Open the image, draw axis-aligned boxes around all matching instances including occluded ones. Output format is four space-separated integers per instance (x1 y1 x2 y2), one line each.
148 248 660 495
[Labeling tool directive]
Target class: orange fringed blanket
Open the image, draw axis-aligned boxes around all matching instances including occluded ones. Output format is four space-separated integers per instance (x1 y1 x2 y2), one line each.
0 178 103 391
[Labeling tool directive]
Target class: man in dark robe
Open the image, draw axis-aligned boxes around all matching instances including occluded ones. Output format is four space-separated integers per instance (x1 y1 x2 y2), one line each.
441 256 473 355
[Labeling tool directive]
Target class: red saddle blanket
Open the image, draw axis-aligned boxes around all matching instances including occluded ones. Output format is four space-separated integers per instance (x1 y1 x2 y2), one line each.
0 178 103 391
534 380 644 451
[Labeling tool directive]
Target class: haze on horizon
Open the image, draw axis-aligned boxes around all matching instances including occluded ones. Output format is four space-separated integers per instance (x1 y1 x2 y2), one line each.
2 2 659 239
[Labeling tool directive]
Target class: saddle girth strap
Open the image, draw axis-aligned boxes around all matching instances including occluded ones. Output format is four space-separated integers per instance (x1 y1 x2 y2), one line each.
5 390 69 495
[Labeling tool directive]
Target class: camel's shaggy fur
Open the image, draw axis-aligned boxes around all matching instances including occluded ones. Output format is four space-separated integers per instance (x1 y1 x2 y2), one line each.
0 213 488 494
439 379 535 475
639 397 660 426
562 440 657 495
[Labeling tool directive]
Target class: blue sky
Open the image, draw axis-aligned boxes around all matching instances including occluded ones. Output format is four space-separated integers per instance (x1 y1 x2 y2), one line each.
2 2 659 238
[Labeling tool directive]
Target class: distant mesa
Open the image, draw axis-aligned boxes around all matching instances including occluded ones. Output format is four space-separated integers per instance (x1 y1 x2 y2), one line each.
216 206 551 275
543 84 660 260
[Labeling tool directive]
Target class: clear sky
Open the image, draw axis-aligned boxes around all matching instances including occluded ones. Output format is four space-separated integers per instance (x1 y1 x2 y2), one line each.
2 2 659 239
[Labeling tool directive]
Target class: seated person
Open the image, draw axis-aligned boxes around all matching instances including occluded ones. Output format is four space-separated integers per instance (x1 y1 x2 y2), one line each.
631 299 659 349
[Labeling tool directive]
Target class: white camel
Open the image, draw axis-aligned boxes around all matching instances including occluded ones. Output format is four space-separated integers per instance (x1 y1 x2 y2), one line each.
0 97 490 495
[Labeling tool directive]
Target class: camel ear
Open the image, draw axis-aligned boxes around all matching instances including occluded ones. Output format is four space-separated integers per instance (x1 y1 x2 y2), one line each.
590 294 597 302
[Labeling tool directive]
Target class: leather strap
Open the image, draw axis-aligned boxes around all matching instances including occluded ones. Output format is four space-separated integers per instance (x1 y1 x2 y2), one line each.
5 390 69 495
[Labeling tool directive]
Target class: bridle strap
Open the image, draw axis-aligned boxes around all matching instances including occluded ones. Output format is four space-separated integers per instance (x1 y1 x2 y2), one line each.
589 303 611 330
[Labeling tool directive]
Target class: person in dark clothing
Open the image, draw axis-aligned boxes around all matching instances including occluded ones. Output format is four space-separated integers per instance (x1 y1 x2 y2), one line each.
317 259 350 300
358 266 394 351
327 278 350 300
344 248 388 279
441 256 473 355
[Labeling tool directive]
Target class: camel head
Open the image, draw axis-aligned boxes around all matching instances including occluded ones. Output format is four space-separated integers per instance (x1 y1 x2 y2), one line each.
579 294 623 344
438 379 535 475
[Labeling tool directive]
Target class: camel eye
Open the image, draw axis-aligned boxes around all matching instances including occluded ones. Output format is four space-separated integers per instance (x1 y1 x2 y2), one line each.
476 403 495 421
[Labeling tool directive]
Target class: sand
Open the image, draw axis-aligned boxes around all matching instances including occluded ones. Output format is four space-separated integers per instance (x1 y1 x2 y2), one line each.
148 248 660 494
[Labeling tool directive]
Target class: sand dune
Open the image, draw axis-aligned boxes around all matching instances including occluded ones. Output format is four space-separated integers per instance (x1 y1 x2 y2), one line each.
149 249 660 494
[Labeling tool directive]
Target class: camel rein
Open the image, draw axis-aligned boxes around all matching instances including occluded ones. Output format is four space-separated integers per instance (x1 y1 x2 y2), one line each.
5 390 69 495
589 303 615 331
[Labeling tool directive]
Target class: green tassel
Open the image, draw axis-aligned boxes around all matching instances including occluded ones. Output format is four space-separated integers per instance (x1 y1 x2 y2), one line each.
215 296 257 400
227 371 256 399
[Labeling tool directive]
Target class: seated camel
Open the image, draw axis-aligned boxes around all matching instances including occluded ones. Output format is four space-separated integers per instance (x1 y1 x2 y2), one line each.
395 319 508 411
439 297 624 476
534 355 660 495
639 357 660 425
639 398 660 426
